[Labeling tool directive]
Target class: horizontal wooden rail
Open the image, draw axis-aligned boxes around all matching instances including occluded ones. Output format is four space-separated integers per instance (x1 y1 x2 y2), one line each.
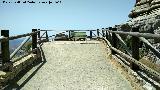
115 54 130 66
0 36 7 41
9 31 39 40
0 29 49 70
111 47 160 80
102 37 160 81
48 35 55 38
66 30 97 31
106 30 160 39
37 39 48 44
101 27 160 86
40 30 55 31
105 27 160 60
40 29 97 32
0 31 39 42
11 48 37 63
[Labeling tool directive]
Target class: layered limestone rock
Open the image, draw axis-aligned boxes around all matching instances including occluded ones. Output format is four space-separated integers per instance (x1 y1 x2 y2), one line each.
117 0 160 64
128 0 160 33
128 0 160 64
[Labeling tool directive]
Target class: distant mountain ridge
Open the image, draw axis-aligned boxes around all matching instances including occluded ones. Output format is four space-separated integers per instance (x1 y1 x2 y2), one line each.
9 39 24 53
0 39 24 53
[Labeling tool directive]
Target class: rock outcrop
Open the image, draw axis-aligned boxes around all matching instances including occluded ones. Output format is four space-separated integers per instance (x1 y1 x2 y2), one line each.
128 0 160 33
129 0 160 64
118 0 160 64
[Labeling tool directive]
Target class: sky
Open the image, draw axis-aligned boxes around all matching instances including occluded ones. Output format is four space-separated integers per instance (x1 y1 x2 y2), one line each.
0 0 135 36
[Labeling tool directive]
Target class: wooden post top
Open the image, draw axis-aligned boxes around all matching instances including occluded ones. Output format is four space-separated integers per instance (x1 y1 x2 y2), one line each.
136 0 141 3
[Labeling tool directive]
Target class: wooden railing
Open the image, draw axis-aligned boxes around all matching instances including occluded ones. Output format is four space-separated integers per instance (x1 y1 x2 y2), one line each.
95 27 160 84
0 29 51 71
46 29 160 82
0 28 159 88
45 28 160 87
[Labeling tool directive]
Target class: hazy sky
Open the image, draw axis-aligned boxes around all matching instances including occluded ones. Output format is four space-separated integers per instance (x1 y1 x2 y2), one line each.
0 0 135 35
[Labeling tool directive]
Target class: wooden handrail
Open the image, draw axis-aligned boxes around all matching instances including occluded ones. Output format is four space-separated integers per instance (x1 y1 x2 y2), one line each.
0 31 39 42
66 30 96 31
11 48 37 63
40 30 55 31
102 26 160 83
111 46 160 80
102 37 160 81
9 31 39 40
106 30 160 39
0 29 52 70
104 27 160 60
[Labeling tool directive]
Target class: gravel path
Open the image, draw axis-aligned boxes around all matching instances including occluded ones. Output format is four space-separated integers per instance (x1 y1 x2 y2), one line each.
12 41 133 90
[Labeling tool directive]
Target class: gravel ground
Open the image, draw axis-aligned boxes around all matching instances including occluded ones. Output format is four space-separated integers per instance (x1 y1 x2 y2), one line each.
10 41 133 90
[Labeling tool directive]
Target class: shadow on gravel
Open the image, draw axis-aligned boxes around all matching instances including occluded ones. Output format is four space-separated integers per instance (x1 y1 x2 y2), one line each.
4 44 47 90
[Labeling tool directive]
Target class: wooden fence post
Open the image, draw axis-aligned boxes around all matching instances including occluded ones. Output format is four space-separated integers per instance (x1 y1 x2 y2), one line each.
1 30 10 66
38 29 41 41
68 30 71 40
112 28 118 54
90 30 92 39
46 31 49 41
105 28 108 39
97 29 99 37
131 27 139 70
32 29 37 54
102 28 105 37
108 27 112 42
